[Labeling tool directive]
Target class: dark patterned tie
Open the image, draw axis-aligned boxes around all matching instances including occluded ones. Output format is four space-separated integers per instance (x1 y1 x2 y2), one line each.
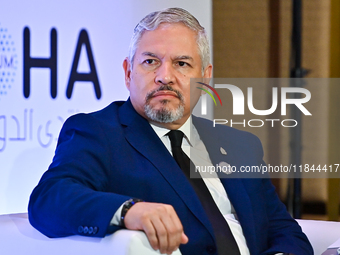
168 130 240 255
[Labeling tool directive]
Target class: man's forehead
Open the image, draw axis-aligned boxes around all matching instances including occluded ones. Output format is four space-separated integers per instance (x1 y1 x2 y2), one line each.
138 22 197 41
141 51 194 61
134 24 199 55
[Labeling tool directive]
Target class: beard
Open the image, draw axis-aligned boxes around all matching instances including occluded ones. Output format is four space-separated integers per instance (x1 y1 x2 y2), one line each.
144 85 185 123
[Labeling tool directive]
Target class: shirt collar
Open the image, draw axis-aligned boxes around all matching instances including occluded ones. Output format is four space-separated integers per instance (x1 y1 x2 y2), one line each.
149 116 200 147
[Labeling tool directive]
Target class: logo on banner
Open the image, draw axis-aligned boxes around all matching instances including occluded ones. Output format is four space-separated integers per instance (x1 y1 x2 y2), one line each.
0 23 17 99
0 24 102 100
23 27 101 99
0 25 103 153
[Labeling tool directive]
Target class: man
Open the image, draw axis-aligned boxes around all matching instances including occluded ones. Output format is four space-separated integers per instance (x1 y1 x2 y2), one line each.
28 8 313 255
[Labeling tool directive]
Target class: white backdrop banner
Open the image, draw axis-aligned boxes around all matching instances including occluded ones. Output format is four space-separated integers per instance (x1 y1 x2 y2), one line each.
0 0 212 214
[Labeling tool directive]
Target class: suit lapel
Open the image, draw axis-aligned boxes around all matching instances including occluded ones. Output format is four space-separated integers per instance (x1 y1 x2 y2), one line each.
118 100 215 239
193 116 257 250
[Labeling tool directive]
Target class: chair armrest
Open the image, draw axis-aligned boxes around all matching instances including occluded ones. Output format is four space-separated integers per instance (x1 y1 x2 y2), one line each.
296 219 340 255
110 229 182 255
0 213 182 255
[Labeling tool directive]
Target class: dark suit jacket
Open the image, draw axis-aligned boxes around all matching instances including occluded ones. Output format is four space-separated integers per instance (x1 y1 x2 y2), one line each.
28 99 313 255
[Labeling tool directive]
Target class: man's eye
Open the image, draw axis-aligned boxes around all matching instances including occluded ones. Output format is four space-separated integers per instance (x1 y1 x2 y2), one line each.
178 61 188 67
145 59 156 64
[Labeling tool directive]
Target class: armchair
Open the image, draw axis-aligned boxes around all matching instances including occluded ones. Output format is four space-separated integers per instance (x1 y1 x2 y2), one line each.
1 213 340 255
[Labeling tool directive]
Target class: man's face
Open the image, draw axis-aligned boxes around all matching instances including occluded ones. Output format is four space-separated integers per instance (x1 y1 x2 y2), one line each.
123 23 212 127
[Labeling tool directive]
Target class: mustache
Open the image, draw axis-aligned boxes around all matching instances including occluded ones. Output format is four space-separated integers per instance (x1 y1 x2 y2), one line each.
145 85 184 102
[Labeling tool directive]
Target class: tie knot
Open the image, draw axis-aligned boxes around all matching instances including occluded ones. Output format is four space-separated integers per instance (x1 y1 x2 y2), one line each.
167 130 184 148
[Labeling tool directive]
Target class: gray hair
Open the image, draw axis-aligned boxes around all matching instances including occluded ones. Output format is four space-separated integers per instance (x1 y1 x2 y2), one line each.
128 7 210 72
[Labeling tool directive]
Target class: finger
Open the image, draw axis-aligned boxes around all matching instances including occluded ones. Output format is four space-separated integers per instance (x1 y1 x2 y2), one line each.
181 232 189 244
160 207 185 253
151 217 169 254
164 214 183 252
141 218 160 251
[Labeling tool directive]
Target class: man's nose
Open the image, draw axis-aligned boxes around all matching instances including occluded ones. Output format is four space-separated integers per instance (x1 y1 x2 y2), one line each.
155 62 175 85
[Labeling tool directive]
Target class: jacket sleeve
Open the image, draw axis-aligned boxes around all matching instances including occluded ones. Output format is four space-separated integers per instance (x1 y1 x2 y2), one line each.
28 113 130 238
259 177 313 255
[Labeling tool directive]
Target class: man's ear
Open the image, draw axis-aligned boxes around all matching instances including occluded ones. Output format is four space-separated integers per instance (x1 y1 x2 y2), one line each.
203 64 213 79
123 57 132 90
202 64 213 94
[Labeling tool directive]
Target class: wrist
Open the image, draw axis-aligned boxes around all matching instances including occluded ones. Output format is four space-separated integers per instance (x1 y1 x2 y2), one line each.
120 198 144 227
